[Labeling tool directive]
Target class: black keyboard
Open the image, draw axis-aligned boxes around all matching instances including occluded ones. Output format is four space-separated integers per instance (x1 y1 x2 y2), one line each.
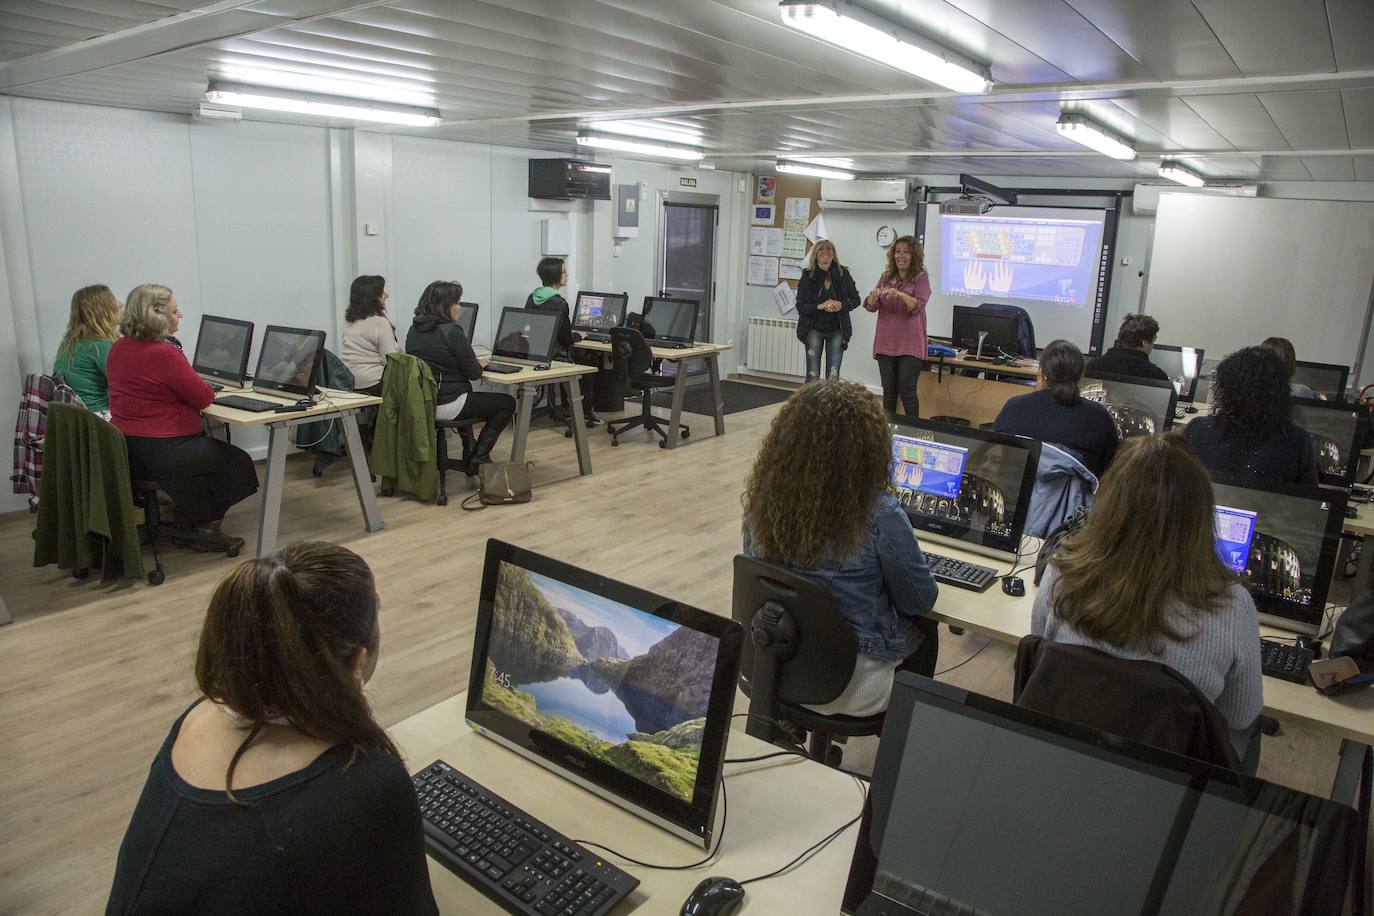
414 760 639 916
485 362 524 375
203 380 225 392
652 340 692 350
1261 639 1313 684
579 331 611 343
213 394 279 413
923 551 998 592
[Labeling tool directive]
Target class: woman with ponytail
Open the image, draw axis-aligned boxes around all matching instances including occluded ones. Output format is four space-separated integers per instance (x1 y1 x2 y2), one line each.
107 542 437 915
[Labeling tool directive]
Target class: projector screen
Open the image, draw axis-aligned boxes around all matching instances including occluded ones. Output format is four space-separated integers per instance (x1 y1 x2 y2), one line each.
919 203 1112 350
1143 193 1374 385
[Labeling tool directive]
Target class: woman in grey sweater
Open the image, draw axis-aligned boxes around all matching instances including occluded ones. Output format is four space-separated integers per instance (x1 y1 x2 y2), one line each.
1032 432 1263 769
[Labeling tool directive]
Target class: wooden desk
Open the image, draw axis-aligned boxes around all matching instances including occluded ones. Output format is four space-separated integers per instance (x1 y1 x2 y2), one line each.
932 353 1040 381
917 367 1032 428
390 694 861 915
924 540 1374 805
482 362 599 475
574 341 731 449
202 386 383 557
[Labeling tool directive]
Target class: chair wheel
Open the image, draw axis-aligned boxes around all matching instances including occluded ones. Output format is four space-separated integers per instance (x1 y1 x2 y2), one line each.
226 545 241 558
311 466 323 478
681 429 690 439
564 429 573 438
73 567 89 580
659 441 667 449
437 494 448 507
147 569 165 586
826 745 844 768
611 439 620 447
380 485 395 497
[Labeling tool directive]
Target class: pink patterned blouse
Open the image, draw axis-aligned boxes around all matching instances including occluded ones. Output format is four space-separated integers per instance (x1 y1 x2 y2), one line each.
864 270 931 359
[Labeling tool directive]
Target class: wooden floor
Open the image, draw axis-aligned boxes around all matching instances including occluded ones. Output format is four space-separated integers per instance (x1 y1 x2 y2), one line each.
0 394 1349 915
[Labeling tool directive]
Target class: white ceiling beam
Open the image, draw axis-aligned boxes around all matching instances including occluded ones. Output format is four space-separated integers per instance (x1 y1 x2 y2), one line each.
705 148 1374 160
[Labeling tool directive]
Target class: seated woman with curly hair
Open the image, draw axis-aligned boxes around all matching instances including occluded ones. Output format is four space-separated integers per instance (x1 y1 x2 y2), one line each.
1181 346 1318 485
741 380 939 718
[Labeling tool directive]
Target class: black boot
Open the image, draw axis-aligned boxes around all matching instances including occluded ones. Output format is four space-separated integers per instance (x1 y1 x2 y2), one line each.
466 425 503 475
459 428 476 466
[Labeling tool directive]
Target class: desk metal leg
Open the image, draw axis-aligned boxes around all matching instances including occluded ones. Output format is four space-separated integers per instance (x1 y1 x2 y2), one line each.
565 380 593 476
510 383 534 464
256 424 290 558
665 366 688 449
1357 535 1374 592
0 593 11 626
706 354 726 438
339 410 384 535
1331 738 1369 806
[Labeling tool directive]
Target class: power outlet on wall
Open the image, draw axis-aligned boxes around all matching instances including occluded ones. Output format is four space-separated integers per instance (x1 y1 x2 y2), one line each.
363 223 380 236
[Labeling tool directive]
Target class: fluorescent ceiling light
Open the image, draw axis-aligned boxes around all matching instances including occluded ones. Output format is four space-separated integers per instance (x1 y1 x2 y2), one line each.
1056 112 1136 160
778 1 991 94
1158 160 1207 188
194 104 241 122
777 159 855 180
215 66 435 108
793 156 855 169
204 81 440 127
576 131 704 161
587 119 703 146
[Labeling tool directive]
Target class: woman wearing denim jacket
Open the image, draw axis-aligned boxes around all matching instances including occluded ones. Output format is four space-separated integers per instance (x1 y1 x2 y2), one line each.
742 380 940 718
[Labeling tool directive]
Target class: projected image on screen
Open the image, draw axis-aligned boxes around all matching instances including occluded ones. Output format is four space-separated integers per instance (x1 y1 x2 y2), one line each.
942 214 1103 306
481 561 718 802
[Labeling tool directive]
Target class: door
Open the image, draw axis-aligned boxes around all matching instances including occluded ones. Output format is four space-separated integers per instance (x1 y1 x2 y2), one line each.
658 200 717 383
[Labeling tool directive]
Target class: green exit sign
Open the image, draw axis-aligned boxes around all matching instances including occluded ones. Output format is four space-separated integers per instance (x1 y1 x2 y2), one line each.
679 177 698 188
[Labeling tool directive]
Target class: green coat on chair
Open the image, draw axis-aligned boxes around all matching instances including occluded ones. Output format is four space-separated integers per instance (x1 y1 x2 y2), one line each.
370 352 438 502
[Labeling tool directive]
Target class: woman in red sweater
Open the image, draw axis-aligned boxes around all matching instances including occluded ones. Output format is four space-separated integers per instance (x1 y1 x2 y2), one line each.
107 284 258 550
863 235 931 418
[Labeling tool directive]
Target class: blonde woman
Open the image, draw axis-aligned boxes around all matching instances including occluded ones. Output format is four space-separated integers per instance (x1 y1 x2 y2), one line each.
864 236 930 416
52 284 122 418
794 240 860 383
107 284 258 550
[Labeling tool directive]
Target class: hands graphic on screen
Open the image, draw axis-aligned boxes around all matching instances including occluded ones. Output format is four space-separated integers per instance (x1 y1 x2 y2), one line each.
962 260 987 292
989 261 1013 294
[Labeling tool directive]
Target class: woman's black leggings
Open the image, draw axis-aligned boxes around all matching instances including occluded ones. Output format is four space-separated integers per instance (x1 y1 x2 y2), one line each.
875 354 922 417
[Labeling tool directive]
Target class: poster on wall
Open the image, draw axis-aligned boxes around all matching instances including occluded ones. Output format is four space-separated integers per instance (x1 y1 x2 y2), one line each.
779 258 805 280
756 176 776 203
748 256 781 286
751 204 776 225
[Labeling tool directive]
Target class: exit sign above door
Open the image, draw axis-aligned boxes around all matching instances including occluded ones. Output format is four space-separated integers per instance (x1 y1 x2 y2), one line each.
678 177 697 188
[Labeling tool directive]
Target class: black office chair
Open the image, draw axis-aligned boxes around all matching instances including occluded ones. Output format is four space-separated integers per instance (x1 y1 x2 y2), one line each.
129 481 240 585
605 327 688 448
434 418 479 507
732 555 886 767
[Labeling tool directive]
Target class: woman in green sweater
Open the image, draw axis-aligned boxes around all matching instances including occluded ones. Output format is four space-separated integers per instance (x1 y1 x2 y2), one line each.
53 284 122 419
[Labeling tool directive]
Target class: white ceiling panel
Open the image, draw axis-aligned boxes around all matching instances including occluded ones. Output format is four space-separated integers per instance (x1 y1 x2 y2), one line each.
1342 88 1374 148
1254 156 1314 180
1258 89 1350 149
1326 0 1374 71
1180 93 1291 149
1060 0 1241 80
1105 96 1234 150
1190 0 1336 76
1302 157 1355 181
1355 158 1374 181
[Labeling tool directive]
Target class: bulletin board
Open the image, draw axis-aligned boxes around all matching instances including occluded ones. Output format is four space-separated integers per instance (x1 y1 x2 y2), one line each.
748 173 822 302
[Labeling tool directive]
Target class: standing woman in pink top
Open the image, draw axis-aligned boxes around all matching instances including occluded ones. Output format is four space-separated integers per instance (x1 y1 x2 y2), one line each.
864 236 931 417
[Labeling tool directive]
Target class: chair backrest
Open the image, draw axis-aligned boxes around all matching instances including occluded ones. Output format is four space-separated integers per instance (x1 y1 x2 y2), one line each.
976 302 1036 356
1013 634 1242 771
609 327 653 380
731 554 859 706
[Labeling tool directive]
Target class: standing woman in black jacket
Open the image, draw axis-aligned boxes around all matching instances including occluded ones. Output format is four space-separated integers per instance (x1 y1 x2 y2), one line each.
794 239 861 383
405 281 516 473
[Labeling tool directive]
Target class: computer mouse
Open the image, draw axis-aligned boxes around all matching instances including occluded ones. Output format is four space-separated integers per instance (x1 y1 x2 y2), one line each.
1183 405 1199 414
1002 576 1026 597
533 363 551 371
1345 504 1359 519
681 876 745 916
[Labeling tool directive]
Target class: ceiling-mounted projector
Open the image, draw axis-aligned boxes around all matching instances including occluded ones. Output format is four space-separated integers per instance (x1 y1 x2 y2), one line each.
940 196 994 216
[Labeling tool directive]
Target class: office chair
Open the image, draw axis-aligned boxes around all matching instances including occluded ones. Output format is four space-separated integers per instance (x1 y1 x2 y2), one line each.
434 418 479 507
605 327 688 448
130 480 239 584
732 555 887 767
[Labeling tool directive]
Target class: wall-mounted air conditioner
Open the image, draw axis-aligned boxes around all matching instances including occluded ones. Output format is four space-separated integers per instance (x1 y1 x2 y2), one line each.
1131 182 1258 215
819 178 910 210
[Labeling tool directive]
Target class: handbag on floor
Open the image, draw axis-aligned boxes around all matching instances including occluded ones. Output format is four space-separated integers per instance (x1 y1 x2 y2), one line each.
462 461 533 510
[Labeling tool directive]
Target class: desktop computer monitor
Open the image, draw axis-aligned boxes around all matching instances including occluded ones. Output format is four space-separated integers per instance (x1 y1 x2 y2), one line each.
192 315 254 385
1290 396 1368 488
847 673 1358 916
1146 343 1205 403
1292 359 1348 401
466 539 743 848
950 305 1019 360
639 296 698 345
1210 473 1345 635
888 416 1040 563
252 325 325 397
492 307 560 363
573 291 628 332
1080 370 1178 438
454 301 478 343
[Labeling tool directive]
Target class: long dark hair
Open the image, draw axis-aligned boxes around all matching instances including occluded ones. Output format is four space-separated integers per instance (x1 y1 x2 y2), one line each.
1040 339 1085 406
1211 346 1293 444
195 541 398 799
743 380 891 569
882 236 925 283
345 275 386 323
415 281 464 321
1260 336 1298 379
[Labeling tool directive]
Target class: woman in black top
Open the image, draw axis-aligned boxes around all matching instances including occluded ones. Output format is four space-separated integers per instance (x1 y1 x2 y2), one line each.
993 339 1119 476
405 280 517 473
107 541 438 915
1181 346 1319 485
794 239 861 383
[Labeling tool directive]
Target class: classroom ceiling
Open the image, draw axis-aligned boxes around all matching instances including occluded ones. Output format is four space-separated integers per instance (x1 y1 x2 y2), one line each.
2 0 1373 182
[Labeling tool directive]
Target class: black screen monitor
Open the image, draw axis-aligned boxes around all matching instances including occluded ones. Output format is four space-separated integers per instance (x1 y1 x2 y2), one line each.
1081 370 1178 438
1292 359 1349 401
639 296 698 345
454 301 478 344
1290 396 1367 488
492 307 560 363
252 325 325 397
950 305 1019 359
1147 343 1205 403
466 540 742 848
1211 473 1345 635
849 674 1357 916
192 315 253 385
572 291 628 332
888 416 1041 563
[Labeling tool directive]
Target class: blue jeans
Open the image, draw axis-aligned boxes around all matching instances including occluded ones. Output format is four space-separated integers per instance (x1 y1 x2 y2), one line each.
805 329 844 383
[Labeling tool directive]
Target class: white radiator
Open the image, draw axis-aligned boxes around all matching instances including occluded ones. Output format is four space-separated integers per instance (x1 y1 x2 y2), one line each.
745 317 804 378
